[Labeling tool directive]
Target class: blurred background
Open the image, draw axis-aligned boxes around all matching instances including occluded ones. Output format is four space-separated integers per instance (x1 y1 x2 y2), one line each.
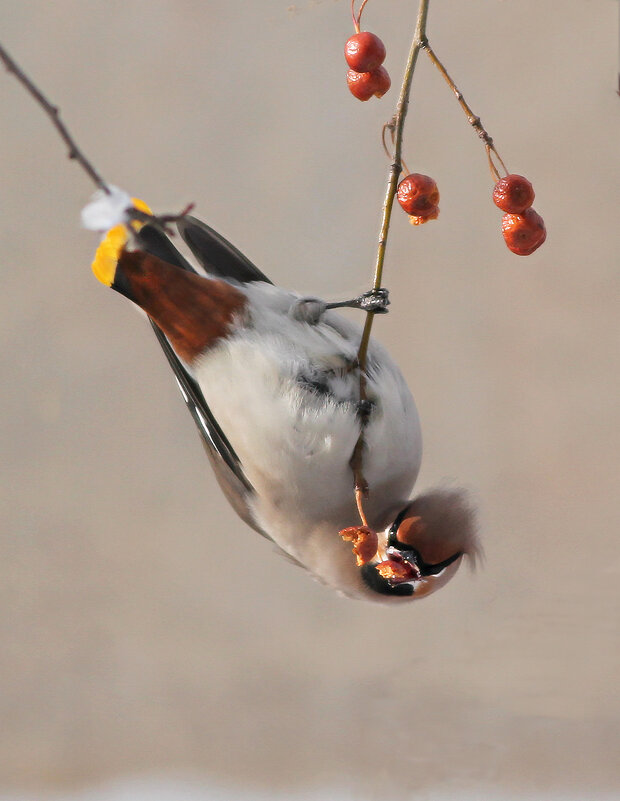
0 1 618 799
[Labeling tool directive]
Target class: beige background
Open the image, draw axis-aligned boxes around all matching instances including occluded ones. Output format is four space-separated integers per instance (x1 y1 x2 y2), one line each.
0 1 618 798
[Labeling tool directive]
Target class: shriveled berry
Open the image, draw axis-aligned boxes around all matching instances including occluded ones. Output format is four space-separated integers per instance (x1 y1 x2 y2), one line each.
493 174 535 214
368 65 390 97
397 173 440 215
346 69 375 101
346 65 391 101
345 32 386 72
339 525 378 566
501 208 546 255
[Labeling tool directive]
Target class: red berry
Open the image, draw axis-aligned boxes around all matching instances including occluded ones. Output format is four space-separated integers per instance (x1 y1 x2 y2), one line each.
344 32 386 72
493 174 535 213
397 173 440 215
346 66 390 101
501 208 546 255
369 65 390 97
346 69 375 101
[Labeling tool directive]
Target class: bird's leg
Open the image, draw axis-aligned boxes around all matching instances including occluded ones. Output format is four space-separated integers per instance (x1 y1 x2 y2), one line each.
290 288 389 325
326 288 390 314
289 297 328 324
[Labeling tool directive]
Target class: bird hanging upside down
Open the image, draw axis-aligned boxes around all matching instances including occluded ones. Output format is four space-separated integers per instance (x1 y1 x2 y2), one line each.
89 197 479 603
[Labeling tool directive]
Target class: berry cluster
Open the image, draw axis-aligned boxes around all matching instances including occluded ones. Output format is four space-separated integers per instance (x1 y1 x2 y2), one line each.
345 28 390 100
493 174 546 255
342 7 546 256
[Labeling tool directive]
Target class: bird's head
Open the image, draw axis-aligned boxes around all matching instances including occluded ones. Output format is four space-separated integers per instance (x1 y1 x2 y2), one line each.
359 488 480 602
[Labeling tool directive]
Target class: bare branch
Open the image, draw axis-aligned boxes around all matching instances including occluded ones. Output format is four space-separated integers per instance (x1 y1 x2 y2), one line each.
0 40 110 192
0 41 199 235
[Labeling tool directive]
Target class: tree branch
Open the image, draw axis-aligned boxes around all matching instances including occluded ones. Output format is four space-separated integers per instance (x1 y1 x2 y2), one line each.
350 0 431 507
0 41 110 192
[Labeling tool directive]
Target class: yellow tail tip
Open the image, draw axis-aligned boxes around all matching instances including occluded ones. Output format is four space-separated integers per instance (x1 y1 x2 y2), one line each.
91 198 152 286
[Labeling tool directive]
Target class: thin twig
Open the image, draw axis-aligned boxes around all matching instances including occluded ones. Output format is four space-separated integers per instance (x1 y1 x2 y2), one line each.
350 0 431 511
422 41 508 181
0 41 110 192
128 203 196 235
0 41 198 234
382 119 410 179
381 120 395 160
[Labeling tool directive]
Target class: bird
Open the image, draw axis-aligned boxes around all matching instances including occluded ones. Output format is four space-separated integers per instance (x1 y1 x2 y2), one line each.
88 198 479 603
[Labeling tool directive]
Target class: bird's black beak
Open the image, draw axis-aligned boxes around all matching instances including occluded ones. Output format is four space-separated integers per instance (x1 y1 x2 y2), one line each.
387 522 462 578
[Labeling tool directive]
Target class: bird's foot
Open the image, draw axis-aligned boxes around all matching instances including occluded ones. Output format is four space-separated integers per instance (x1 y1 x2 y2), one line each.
326 288 390 314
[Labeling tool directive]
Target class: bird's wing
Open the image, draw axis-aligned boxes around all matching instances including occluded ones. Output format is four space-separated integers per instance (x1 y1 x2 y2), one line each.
176 216 274 285
135 222 271 541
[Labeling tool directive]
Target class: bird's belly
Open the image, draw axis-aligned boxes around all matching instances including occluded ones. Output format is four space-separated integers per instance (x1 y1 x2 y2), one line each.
193 329 422 544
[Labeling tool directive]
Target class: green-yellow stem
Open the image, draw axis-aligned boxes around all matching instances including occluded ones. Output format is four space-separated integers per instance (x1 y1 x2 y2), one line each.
351 0 431 503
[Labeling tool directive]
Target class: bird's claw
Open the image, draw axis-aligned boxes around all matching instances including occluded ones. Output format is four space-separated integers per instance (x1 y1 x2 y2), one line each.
326 288 390 314
356 288 390 313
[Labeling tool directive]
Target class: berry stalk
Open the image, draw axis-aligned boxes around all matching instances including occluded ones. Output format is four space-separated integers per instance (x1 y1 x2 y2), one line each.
422 41 508 181
351 0 371 34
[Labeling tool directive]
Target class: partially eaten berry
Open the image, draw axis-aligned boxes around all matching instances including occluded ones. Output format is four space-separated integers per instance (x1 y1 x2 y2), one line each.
346 65 391 101
375 558 417 584
501 208 546 255
339 525 379 566
344 32 386 72
493 174 535 214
